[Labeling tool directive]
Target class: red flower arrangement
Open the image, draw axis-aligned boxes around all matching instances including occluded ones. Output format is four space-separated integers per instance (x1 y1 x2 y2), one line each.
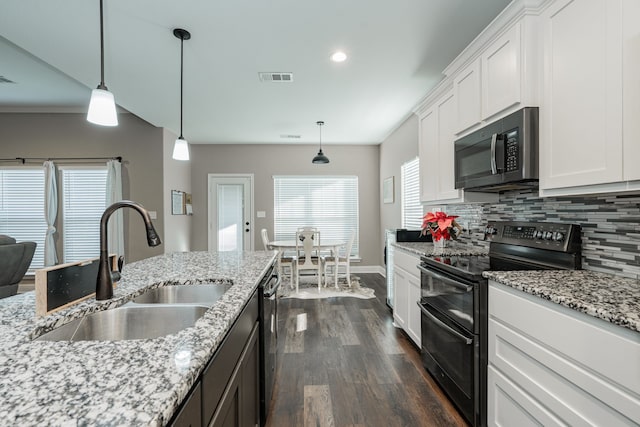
421 211 463 241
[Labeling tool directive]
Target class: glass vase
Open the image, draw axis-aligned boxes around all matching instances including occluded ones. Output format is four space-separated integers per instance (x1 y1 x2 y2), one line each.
432 238 449 255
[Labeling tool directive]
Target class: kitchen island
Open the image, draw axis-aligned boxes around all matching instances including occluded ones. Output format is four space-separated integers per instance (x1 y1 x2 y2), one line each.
0 250 277 426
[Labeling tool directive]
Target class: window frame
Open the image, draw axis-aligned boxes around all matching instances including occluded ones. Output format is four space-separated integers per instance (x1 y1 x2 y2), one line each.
401 157 422 229
59 165 108 264
273 175 359 257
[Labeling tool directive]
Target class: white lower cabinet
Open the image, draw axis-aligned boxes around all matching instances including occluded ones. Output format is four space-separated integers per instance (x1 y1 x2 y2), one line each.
487 281 640 426
392 248 421 347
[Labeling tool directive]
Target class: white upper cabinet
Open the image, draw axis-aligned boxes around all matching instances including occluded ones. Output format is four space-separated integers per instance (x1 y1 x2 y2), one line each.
454 59 482 134
481 23 522 120
419 89 461 203
622 0 640 182
418 88 497 204
539 0 640 196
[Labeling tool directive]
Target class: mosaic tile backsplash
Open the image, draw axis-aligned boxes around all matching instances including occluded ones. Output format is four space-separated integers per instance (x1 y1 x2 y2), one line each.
445 190 640 279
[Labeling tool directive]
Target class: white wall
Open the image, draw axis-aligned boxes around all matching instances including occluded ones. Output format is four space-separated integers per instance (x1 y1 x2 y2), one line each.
162 128 192 253
190 144 381 268
378 114 420 263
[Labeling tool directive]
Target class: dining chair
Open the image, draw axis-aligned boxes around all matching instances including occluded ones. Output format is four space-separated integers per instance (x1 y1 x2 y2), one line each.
323 231 355 288
292 229 323 293
262 228 295 288
261 228 272 251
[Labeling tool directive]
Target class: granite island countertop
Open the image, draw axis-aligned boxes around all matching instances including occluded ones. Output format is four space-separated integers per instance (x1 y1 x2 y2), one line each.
484 270 640 333
0 250 277 426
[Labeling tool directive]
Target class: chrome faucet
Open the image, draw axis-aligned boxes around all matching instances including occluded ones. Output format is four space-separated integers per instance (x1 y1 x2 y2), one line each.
96 200 162 300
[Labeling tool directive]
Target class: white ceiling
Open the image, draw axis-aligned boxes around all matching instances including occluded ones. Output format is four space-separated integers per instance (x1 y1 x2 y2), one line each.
0 0 511 145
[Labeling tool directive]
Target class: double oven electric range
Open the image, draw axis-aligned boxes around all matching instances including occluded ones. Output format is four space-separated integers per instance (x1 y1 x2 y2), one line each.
418 221 582 427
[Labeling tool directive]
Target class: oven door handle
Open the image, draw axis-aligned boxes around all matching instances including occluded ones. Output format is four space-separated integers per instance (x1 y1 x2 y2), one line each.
418 302 473 345
417 265 473 292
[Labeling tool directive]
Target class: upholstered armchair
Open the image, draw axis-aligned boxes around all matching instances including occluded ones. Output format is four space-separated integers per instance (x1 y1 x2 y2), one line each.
0 235 36 299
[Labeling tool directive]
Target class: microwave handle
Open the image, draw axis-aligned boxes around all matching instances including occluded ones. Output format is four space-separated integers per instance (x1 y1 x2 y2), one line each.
490 133 498 175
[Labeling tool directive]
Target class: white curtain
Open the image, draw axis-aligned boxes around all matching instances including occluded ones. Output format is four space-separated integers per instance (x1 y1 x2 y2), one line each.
106 160 124 258
43 161 58 266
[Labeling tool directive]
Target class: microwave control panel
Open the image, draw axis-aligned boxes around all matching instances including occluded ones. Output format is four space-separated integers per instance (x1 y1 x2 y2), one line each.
504 129 519 172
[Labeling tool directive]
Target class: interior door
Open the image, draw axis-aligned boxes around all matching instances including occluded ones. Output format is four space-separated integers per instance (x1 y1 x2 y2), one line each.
208 174 253 252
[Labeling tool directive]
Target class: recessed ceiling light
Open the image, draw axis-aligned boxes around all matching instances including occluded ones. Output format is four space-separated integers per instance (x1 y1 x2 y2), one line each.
331 51 347 63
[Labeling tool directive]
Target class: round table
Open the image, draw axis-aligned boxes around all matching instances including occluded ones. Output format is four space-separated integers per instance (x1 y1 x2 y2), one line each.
269 239 345 288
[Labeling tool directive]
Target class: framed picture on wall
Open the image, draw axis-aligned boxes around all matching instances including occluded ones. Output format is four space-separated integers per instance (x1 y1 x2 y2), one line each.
383 176 394 204
171 190 185 215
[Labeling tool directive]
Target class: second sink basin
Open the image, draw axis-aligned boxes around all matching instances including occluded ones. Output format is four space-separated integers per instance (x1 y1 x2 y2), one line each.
36 305 209 341
132 284 232 306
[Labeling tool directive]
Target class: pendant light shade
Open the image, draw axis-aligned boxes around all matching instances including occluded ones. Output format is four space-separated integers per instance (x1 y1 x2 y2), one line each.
87 0 118 126
312 121 329 164
172 28 191 161
173 137 190 160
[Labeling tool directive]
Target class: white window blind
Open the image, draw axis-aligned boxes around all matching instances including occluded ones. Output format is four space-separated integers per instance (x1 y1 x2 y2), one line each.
401 157 422 229
62 167 108 263
273 176 359 256
0 168 46 270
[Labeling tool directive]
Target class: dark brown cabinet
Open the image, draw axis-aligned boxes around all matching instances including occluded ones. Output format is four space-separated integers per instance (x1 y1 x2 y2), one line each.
170 382 202 427
168 290 260 427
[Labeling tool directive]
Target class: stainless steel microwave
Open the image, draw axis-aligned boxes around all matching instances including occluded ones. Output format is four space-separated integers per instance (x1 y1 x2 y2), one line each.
454 107 539 192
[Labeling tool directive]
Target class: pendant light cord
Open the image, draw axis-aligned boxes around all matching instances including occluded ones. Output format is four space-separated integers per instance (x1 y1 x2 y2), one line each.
99 0 106 89
317 121 324 150
179 35 184 139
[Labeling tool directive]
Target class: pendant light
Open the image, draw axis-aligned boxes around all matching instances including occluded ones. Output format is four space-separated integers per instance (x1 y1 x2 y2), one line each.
172 28 191 161
312 121 329 164
87 0 118 126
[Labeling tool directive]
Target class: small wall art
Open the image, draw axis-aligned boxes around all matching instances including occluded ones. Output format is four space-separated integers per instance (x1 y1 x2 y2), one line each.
383 176 394 204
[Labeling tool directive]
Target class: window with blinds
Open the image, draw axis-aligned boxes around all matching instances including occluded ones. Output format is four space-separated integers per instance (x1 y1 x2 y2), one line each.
0 168 47 270
273 176 359 256
61 167 108 263
401 157 423 229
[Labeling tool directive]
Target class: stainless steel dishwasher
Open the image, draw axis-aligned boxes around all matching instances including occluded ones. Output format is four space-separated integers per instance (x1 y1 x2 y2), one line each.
259 264 280 426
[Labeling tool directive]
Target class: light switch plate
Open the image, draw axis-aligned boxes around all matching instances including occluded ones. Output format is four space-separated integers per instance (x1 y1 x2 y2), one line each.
148 211 157 219
257 211 266 218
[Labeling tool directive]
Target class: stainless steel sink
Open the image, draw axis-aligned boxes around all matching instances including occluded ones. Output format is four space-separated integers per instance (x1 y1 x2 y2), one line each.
36 305 209 341
131 284 232 306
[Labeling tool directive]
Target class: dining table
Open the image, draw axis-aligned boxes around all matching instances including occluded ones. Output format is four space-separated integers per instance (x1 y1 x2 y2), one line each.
269 239 346 289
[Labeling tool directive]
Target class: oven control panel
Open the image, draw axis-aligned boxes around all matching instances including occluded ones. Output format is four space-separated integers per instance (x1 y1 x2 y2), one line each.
484 221 581 252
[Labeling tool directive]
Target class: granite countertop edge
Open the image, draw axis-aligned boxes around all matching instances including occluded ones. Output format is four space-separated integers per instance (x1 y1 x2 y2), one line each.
484 270 640 333
0 250 277 427
391 239 489 257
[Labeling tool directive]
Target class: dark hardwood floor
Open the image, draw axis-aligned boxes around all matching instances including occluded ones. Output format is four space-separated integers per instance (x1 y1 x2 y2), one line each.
266 273 468 427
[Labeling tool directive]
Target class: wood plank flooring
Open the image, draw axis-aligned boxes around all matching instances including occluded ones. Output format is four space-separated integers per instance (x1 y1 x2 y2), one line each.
266 273 468 427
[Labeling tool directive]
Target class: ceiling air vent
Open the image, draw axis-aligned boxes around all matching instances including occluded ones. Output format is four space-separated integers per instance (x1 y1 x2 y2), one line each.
280 134 301 139
259 72 293 82
0 76 16 84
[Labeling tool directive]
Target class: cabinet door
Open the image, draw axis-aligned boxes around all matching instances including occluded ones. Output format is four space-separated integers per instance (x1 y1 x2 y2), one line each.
171 382 202 427
393 268 408 329
209 366 241 427
406 275 421 347
454 59 482 134
241 324 260 427
419 107 438 202
540 0 623 190
622 0 640 181
482 23 521 119
434 90 460 201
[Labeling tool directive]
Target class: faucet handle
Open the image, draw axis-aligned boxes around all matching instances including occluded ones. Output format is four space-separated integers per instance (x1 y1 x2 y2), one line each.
110 270 121 284
117 255 125 272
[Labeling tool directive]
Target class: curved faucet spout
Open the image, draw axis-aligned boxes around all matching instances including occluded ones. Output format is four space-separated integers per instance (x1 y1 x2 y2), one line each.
96 200 162 300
